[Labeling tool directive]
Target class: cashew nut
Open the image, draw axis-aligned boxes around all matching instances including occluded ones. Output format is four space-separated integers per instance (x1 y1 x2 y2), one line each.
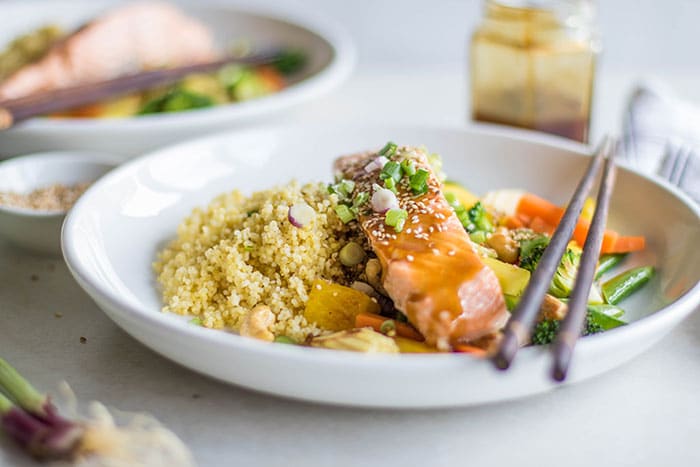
239 305 275 342
486 227 520 264
365 258 383 290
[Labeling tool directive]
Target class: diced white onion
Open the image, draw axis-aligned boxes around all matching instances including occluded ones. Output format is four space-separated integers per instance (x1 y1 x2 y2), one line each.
288 202 316 227
371 188 399 214
481 189 525 216
364 156 389 173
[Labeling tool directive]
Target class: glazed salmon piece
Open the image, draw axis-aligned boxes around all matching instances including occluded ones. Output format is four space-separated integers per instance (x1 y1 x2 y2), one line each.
334 147 508 350
0 2 218 100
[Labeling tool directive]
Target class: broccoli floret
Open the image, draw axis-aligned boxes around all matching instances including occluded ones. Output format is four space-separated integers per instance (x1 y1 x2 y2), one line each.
519 235 550 272
530 312 605 345
531 319 559 345
518 235 582 299
465 202 494 234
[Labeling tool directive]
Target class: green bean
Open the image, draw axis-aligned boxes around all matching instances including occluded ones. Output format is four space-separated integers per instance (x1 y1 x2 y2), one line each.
602 266 654 305
595 253 627 280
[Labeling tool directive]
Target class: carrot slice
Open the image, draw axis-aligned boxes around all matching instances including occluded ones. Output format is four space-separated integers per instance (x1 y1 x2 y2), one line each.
257 66 285 91
502 215 524 229
453 344 487 357
529 216 555 236
604 236 646 254
517 193 564 226
355 312 425 342
517 193 645 253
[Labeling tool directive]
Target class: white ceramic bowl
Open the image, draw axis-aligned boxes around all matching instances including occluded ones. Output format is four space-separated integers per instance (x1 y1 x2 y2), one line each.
62 124 700 408
0 151 117 255
0 0 354 159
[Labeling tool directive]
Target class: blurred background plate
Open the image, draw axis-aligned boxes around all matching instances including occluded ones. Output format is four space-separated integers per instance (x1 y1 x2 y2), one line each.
0 0 355 159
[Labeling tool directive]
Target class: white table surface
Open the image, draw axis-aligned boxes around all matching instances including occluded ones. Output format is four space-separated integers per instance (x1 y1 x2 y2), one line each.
2 0 700 465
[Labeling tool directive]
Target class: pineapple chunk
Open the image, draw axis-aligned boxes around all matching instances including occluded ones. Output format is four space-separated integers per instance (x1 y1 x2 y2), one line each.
304 279 380 331
482 257 531 297
394 337 436 353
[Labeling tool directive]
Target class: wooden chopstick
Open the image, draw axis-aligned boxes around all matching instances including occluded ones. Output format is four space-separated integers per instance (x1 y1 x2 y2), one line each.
551 140 617 381
0 48 283 129
492 136 613 370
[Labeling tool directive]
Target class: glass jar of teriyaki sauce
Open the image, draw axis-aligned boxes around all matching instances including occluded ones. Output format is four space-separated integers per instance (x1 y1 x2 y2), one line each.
470 0 599 143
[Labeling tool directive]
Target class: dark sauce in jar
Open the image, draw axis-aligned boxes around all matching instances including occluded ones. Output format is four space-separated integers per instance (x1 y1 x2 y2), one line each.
471 0 597 143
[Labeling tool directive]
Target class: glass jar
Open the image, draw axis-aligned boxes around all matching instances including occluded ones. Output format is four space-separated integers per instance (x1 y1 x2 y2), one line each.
470 0 599 142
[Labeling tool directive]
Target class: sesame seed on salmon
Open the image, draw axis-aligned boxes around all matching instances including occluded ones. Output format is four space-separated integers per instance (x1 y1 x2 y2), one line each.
334 146 508 350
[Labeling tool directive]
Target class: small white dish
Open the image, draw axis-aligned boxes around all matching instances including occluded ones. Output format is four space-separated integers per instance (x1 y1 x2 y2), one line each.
62 124 700 408
0 151 116 255
0 0 355 159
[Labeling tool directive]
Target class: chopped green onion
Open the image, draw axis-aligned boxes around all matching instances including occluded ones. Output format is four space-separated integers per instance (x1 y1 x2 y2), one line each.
385 208 408 233
328 179 355 200
379 141 398 157
334 204 356 223
189 317 203 326
353 191 370 208
379 161 402 183
383 177 397 193
409 169 430 195
401 159 416 176
380 319 397 336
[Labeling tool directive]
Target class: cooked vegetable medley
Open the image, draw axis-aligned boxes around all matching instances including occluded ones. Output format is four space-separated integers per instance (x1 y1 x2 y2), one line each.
155 143 653 355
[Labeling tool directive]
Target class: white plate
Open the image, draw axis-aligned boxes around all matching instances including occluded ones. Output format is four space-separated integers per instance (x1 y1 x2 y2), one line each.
62 124 700 408
0 0 354 158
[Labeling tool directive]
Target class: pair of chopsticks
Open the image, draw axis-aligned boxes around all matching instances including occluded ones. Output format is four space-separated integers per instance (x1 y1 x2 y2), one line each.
493 136 618 381
0 48 284 130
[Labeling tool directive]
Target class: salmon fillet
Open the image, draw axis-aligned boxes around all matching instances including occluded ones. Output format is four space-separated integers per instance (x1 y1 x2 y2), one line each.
334 146 508 350
0 2 218 100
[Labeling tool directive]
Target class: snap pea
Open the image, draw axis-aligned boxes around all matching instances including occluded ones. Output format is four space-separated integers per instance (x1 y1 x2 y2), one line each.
587 308 626 330
595 253 627 280
274 336 297 345
602 266 654 305
587 303 625 319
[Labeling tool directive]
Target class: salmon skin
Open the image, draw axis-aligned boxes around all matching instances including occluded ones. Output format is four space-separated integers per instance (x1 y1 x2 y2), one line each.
0 1 218 101
334 146 508 350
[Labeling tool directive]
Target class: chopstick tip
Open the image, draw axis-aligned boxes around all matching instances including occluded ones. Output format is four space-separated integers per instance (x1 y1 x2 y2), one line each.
492 333 519 370
551 342 573 382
